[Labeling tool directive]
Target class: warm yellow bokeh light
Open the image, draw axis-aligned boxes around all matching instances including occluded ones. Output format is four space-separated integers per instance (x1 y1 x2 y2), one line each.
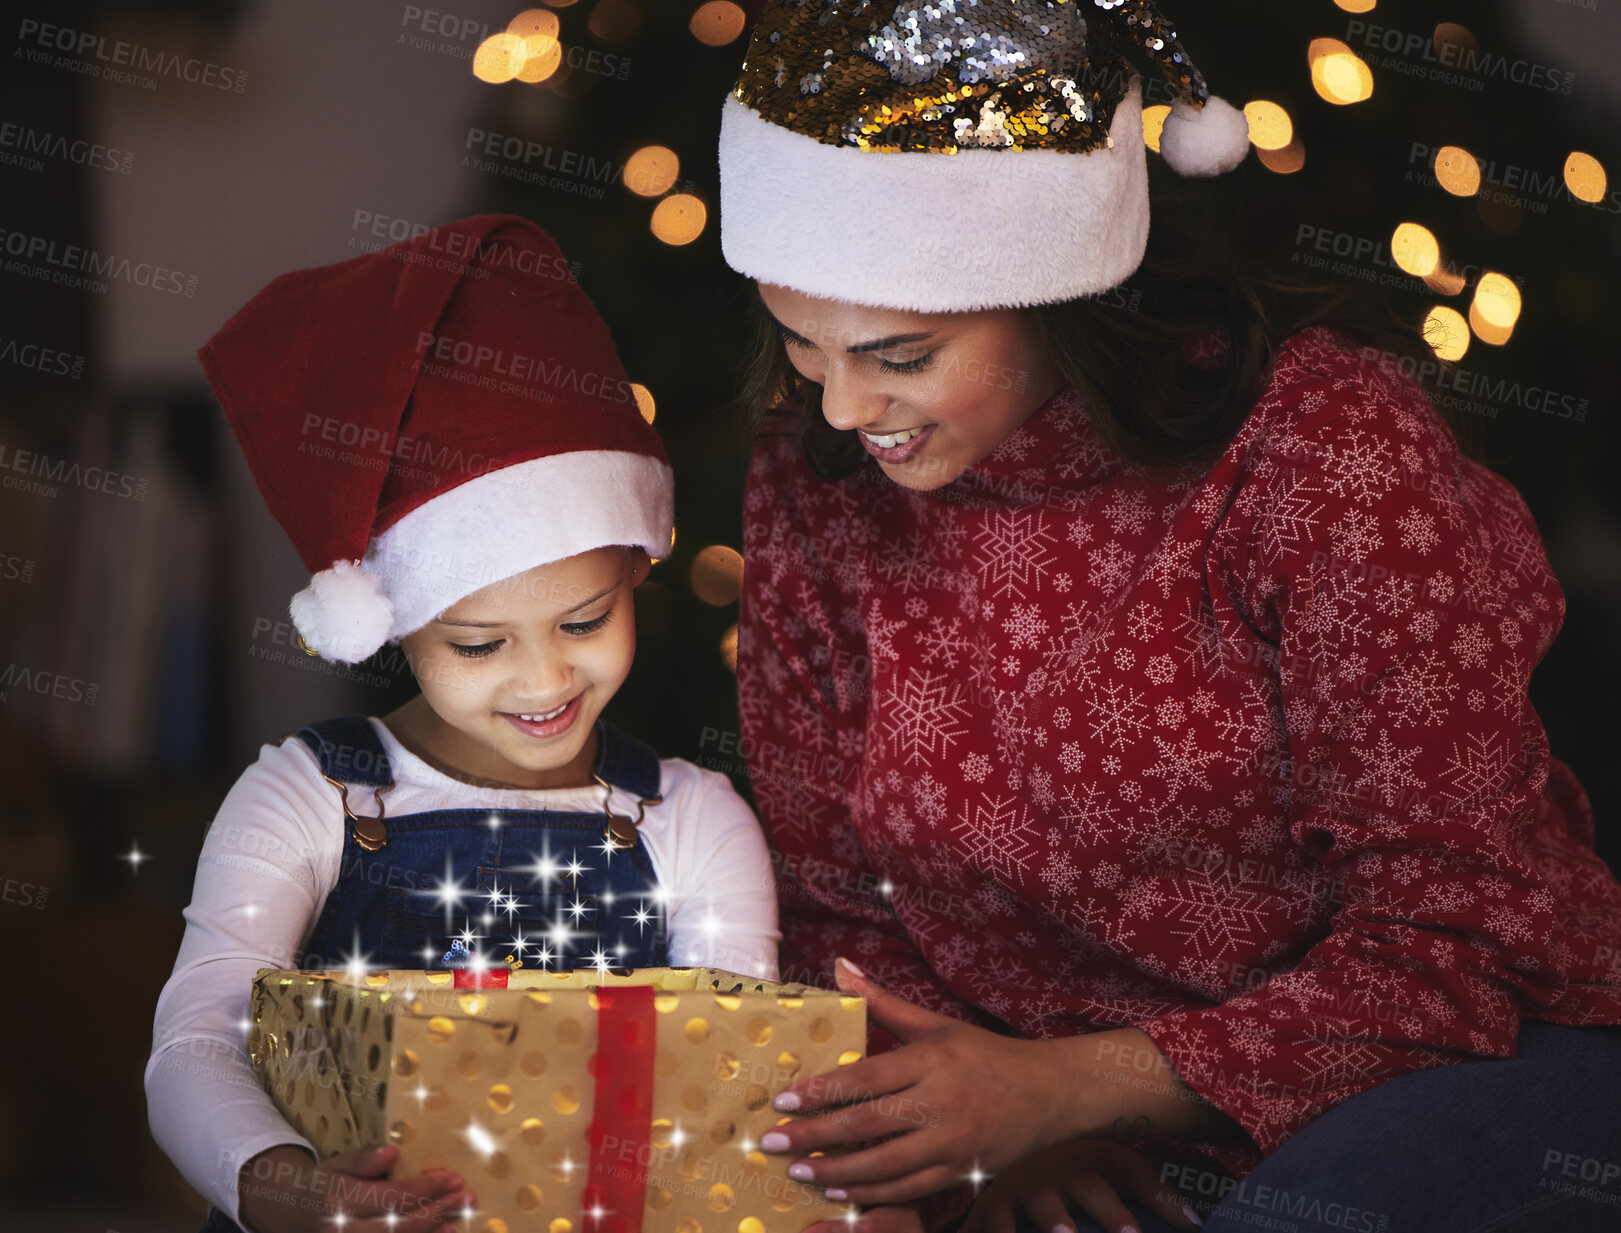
515 35 562 82
651 194 707 245
1243 101 1292 150
1257 137 1306 174
1565 151 1607 204
1423 265 1467 297
690 1 747 46
1390 223 1439 278
1334 0 1376 10
1434 146 1481 197
508 8 560 39
1473 272 1522 330
1468 302 1513 346
719 625 739 673
1141 104 1171 153
690 545 745 607
630 382 656 424
1423 306 1469 362
473 32 528 83
624 145 680 197
1308 39 1373 105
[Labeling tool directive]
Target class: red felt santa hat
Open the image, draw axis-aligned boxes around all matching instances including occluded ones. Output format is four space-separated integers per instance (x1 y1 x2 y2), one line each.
200 214 673 663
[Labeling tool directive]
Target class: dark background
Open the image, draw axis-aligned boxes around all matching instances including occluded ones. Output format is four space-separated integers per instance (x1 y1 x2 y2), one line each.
0 1 1616 1227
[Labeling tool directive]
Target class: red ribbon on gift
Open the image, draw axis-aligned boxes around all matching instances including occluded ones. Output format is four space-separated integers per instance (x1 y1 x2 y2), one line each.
452 967 509 989
582 984 657 1233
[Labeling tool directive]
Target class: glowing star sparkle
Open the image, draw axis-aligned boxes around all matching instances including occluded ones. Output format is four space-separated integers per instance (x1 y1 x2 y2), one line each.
120 843 149 873
525 839 561 885
421 851 471 925
962 1159 993 1192
462 1120 499 1158
340 929 377 983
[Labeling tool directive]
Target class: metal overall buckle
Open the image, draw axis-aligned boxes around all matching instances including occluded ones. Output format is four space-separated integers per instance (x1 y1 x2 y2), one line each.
282 731 393 851
592 773 662 851
321 773 392 852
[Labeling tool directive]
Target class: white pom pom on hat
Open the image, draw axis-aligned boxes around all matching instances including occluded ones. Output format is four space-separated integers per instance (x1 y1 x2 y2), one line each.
1159 96 1252 178
289 560 396 665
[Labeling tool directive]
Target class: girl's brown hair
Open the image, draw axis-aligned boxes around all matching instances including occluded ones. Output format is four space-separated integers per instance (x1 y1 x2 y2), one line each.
739 198 1475 481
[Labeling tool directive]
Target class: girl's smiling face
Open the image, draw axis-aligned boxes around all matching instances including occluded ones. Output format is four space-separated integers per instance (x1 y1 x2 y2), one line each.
397 546 648 789
757 282 1063 491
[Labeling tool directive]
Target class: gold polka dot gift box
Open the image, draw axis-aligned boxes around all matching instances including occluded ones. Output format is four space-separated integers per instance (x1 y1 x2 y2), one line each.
247 966 867 1232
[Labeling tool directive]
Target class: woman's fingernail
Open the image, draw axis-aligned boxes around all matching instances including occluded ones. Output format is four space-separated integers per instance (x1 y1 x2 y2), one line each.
760 1132 791 1150
825 1188 848 1200
1120 1226 1140 1233
788 1162 815 1181
837 957 866 979
1051 1225 1076 1233
774 1091 801 1111
1183 1206 1203 1227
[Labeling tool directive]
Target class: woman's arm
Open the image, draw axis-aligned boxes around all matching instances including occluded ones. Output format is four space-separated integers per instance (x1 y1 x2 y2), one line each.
1131 351 1570 1154
738 451 1000 1029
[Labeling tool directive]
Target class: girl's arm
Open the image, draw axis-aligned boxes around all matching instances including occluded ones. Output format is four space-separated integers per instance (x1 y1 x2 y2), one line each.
144 736 342 1228
658 759 783 980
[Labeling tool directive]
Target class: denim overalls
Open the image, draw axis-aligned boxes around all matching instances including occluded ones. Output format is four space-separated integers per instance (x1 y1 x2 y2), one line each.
199 715 670 1233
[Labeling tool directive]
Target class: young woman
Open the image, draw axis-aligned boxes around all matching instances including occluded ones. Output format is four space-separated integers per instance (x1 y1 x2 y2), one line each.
717 4 1621 1232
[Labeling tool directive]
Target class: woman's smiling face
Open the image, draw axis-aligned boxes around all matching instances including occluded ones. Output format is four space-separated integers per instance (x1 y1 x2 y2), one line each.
757 282 1063 491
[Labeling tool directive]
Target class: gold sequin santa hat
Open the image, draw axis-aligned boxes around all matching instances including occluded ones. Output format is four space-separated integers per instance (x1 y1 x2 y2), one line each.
718 0 1249 312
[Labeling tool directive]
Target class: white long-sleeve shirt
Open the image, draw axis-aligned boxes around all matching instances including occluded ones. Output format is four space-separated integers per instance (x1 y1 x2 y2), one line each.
145 718 780 1230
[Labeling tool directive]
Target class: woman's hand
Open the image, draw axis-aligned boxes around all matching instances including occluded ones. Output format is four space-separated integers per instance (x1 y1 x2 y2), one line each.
237 1143 475 1233
760 959 1086 1205
960 1141 1203 1233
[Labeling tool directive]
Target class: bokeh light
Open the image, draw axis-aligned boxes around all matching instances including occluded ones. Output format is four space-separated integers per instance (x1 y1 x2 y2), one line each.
651 194 707 245
1390 223 1439 278
515 35 562 82
1434 146 1481 197
508 8 560 39
1422 306 1469 362
1473 272 1522 331
630 383 656 424
1243 101 1292 151
1257 137 1305 174
472 32 528 83
588 0 641 43
1334 0 1376 10
623 145 680 197
1565 152 1607 204
719 625 739 673
690 546 744 606
1469 272 1521 346
691 1 747 46
1308 39 1373 105
1141 104 1170 153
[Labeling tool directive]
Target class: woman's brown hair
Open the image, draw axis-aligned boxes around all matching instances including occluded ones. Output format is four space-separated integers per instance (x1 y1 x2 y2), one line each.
738 196 1477 480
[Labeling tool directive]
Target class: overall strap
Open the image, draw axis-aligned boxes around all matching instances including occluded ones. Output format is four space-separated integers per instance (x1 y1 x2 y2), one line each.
591 720 662 800
292 716 393 787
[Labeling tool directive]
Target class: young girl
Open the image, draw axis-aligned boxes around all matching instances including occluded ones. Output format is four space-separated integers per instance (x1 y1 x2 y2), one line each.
145 215 780 1233
716 4 1621 1233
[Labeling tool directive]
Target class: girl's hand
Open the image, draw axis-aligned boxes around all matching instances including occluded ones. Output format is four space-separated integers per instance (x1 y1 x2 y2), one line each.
238 1143 475 1233
761 959 1081 1205
960 1141 1203 1233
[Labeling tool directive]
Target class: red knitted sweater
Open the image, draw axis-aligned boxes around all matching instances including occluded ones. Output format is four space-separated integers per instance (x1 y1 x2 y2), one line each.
737 327 1621 1228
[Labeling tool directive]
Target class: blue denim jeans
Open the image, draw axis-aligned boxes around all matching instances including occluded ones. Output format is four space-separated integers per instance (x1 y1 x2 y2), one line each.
941 1021 1621 1233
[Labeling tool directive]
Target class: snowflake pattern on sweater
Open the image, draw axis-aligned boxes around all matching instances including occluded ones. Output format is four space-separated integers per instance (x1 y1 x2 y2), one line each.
736 327 1621 1206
